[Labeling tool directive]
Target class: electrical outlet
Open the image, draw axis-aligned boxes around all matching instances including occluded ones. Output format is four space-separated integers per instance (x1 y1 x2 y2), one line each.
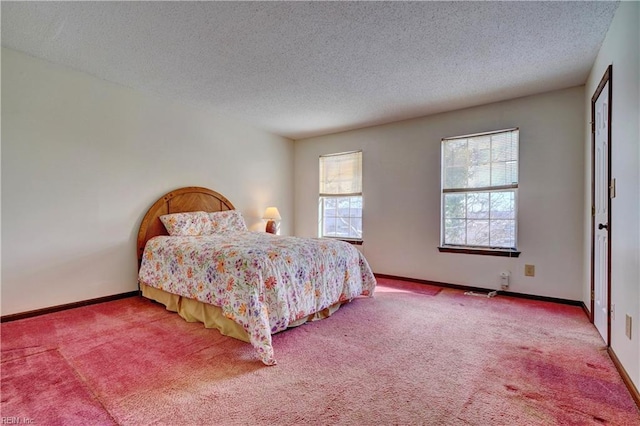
626 315 632 340
524 264 535 277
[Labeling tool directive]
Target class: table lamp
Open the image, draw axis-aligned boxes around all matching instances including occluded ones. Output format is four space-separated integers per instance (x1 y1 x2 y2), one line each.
263 207 281 234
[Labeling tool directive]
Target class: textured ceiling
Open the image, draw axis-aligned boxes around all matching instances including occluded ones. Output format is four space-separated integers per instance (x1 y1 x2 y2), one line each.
2 1 618 140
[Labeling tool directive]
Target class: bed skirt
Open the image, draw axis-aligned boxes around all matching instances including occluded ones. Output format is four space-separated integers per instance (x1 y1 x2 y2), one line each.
140 283 345 343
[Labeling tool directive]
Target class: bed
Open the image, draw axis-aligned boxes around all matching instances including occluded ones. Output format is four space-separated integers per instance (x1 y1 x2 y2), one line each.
137 187 376 365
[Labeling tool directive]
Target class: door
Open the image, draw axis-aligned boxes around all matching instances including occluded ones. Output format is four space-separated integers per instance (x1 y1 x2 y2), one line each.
591 65 612 345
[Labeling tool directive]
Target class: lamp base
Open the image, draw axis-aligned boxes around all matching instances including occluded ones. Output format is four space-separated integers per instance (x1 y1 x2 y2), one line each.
265 220 277 234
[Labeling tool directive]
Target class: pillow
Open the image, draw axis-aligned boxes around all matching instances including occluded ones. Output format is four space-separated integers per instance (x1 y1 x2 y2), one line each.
208 210 248 234
160 211 212 236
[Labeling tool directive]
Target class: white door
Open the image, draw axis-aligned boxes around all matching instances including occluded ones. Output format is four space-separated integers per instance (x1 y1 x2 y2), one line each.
593 77 610 344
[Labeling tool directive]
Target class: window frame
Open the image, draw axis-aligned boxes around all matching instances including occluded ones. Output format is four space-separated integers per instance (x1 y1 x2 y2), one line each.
439 128 521 257
318 150 363 243
318 195 363 243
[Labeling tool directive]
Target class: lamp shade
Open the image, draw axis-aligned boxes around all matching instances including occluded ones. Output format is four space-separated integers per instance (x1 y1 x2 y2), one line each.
262 207 281 221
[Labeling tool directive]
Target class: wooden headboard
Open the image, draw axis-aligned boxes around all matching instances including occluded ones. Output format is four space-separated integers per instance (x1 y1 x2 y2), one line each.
137 186 235 266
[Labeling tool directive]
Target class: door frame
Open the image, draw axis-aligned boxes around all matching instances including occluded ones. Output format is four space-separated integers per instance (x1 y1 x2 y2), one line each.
590 64 612 346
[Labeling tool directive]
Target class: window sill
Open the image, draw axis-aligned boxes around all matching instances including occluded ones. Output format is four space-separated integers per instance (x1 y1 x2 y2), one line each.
438 246 520 257
324 237 363 246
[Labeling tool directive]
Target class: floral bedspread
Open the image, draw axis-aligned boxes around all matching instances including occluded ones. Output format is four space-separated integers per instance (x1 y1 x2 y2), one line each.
138 232 376 365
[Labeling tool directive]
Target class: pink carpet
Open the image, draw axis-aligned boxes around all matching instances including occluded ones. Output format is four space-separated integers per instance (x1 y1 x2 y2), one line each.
2 279 639 425
374 276 442 295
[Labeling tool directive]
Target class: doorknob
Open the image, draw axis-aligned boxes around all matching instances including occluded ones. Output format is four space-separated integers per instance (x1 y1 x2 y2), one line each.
598 223 608 230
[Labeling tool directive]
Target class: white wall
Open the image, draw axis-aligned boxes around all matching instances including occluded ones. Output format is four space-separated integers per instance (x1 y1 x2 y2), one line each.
1 48 294 316
583 1 639 390
295 87 585 301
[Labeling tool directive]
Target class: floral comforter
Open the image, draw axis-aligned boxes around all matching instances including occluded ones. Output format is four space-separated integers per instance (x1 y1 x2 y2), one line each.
138 232 376 365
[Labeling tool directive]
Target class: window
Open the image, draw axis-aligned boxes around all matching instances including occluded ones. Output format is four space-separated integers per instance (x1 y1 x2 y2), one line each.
440 128 519 254
319 151 363 241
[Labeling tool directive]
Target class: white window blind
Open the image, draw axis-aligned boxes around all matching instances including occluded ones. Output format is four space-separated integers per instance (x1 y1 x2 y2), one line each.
319 151 362 196
441 129 519 249
443 129 518 191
